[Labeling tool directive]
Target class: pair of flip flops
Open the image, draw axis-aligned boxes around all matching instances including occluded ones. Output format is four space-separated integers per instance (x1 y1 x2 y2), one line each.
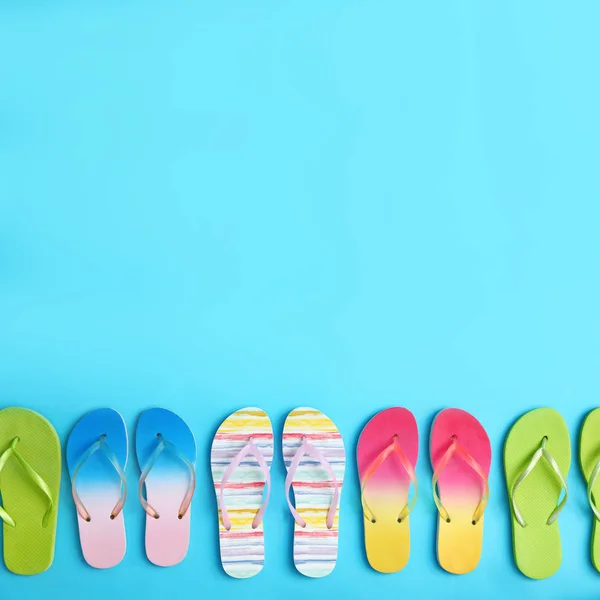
358 407 491 575
67 408 196 569
211 407 345 579
505 407 600 579
0 408 61 575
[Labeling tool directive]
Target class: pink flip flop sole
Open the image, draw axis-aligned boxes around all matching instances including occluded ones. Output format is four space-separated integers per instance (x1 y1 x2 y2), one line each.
430 408 491 574
357 408 418 573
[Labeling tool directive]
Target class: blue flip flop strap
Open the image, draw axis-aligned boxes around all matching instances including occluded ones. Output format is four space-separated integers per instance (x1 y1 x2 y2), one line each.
71 435 128 521
138 434 196 519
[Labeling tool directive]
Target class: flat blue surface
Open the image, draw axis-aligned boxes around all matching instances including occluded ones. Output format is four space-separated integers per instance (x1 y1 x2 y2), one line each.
1 1 599 598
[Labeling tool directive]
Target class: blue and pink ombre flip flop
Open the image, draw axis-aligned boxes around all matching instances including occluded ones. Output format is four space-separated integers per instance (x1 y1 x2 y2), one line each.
67 409 128 569
136 408 197 567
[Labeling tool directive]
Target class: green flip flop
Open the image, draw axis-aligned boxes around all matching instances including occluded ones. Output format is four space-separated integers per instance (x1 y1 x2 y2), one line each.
579 407 600 572
504 408 570 580
0 407 62 575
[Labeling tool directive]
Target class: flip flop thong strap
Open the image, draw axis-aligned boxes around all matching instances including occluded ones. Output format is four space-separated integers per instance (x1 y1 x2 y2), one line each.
219 436 271 531
360 435 418 523
285 435 340 530
587 459 600 521
0 437 54 528
71 435 128 522
138 434 196 519
432 435 489 524
511 437 568 528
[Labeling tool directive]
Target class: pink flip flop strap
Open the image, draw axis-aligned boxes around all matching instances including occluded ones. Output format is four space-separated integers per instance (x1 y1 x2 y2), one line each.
285 436 339 530
219 436 271 531
432 435 489 524
361 434 418 523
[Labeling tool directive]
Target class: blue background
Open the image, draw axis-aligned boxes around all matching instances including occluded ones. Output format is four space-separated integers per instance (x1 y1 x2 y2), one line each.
1 1 599 598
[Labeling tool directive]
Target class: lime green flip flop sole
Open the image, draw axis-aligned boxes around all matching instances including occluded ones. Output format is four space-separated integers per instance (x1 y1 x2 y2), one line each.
0 407 62 575
504 408 570 580
579 407 600 572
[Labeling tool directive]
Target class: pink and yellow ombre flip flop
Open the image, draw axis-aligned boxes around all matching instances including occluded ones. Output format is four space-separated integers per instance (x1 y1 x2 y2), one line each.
357 408 418 573
430 408 491 574
136 408 197 567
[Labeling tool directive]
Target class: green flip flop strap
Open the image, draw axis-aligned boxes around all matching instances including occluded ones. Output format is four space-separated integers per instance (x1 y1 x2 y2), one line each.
587 459 600 521
511 438 568 528
0 437 54 528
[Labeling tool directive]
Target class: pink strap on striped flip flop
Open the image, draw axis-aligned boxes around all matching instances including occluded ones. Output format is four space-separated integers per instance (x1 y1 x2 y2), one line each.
285 435 340 530
219 436 271 532
211 408 274 579
283 407 346 579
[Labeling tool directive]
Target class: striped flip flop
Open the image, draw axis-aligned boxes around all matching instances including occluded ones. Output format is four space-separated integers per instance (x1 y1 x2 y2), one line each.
283 407 345 578
211 408 273 579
